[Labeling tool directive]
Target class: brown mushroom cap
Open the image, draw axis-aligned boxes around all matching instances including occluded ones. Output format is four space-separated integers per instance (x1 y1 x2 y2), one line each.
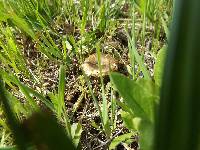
81 53 118 76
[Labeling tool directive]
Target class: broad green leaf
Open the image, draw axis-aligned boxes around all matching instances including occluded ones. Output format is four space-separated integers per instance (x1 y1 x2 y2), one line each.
110 72 158 123
115 99 133 115
110 73 145 119
110 72 157 150
138 120 154 150
121 111 154 150
134 79 160 121
121 111 141 131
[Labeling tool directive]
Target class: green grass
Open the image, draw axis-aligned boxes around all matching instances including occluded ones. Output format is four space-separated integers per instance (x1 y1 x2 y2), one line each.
0 0 173 149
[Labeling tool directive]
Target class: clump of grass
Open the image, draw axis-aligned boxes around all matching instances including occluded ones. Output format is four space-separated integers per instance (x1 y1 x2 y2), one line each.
0 0 173 149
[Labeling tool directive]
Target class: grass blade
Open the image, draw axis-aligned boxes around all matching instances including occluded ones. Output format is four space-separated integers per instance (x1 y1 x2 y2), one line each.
155 0 200 149
57 65 66 119
96 43 110 137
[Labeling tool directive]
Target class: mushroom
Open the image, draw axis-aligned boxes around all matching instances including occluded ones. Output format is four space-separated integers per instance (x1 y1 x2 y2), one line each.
81 53 118 76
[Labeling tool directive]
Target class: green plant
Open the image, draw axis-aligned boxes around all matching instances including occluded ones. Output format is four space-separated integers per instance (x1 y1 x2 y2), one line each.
0 0 174 149
0 65 82 148
107 1 171 149
154 0 200 149
48 65 83 148
110 72 159 149
0 24 30 77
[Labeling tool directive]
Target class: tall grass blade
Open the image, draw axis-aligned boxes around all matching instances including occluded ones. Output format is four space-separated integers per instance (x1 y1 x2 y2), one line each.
57 65 66 119
127 2 151 79
154 0 200 149
96 43 110 136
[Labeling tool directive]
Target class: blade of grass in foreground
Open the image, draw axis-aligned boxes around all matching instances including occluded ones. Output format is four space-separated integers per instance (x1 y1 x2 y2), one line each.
154 0 200 149
0 146 17 150
21 112 76 150
0 77 28 150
